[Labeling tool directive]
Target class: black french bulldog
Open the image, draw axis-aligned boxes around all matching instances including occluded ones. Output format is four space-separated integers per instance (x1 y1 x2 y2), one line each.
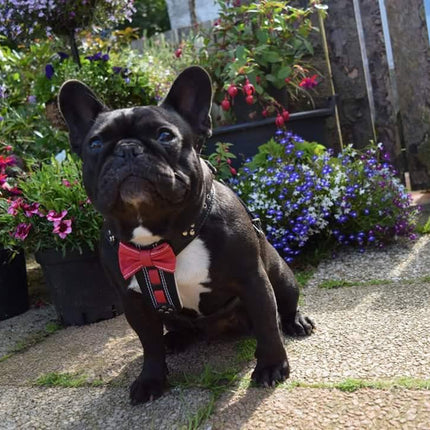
58 66 314 405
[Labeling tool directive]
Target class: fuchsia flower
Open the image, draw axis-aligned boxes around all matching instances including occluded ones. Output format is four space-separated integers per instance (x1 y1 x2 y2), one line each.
0 155 15 169
46 209 67 222
62 179 71 187
13 223 31 240
299 74 318 89
53 219 72 239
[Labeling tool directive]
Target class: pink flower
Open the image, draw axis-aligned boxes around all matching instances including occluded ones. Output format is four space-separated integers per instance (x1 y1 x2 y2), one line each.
13 223 31 240
23 202 43 217
46 209 67 222
0 173 7 186
299 75 318 89
7 198 23 215
53 219 72 239
62 179 71 187
0 155 15 169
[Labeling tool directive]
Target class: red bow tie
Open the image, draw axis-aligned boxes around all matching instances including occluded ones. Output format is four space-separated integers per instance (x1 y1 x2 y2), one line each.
118 242 176 280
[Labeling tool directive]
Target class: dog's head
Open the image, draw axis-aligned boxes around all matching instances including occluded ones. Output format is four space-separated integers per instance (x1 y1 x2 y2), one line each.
58 67 213 242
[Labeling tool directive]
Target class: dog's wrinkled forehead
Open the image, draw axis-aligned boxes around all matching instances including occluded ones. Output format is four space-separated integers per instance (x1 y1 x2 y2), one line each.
90 106 186 142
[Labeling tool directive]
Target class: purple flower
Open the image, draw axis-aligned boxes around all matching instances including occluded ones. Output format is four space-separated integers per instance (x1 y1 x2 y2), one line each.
45 64 54 80
13 223 31 240
53 219 72 239
57 52 69 60
27 95 37 104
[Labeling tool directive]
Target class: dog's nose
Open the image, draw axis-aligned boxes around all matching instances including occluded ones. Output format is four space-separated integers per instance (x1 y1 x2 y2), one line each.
114 140 144 158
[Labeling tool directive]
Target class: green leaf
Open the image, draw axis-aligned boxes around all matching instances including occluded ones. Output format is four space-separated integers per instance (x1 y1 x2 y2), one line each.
261 51 280 63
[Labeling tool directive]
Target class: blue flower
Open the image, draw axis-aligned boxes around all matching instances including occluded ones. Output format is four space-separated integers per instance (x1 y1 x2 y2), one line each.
45 64 54 80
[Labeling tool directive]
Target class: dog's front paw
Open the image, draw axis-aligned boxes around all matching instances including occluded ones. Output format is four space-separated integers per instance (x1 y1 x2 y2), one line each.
130 376 165 405
282 310 315 337
251 359 289 387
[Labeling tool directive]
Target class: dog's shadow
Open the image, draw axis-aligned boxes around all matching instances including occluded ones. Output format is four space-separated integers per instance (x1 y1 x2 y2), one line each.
106 334 292 428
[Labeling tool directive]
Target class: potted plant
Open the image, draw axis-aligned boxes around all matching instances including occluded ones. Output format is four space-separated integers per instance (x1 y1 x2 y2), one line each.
0 143 29 320
196 0 333 163
0 152 123 326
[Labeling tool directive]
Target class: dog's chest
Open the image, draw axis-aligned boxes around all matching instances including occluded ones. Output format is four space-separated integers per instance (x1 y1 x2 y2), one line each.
127 238 211 313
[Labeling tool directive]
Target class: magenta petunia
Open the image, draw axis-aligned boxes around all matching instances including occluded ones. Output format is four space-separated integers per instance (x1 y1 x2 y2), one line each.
13 223 31 240
46 209 67 222
62 179 71 187
53 219 72 239
7 198 23 215
23 202 43 217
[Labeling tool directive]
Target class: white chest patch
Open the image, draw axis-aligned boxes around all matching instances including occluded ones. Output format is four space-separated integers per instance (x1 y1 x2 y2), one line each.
131 226 162 247
127 237 212 313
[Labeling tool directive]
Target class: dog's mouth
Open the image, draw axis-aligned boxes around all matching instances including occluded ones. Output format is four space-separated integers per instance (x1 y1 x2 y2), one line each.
94 158 191 215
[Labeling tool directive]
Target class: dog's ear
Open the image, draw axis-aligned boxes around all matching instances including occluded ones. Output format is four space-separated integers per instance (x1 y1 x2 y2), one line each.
161 66 212 139
58 80 106 156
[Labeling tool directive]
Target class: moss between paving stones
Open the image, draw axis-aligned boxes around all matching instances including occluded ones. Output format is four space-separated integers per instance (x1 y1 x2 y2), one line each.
1 321 63 361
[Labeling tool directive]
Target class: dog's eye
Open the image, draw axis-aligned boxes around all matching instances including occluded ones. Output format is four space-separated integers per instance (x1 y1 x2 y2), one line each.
157 129 175 143
89 137 103 151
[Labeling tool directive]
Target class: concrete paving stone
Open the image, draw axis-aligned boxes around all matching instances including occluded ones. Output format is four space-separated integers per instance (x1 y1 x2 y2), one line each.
1 237 430 429
0 386 211 430
289 279 430 382
307 235 430 286
209 387 430 430
0 313 240 388
0 305 57 358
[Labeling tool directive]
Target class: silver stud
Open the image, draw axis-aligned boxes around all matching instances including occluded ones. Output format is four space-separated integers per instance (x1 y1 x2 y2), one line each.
189 229 195 236
182 231 188 236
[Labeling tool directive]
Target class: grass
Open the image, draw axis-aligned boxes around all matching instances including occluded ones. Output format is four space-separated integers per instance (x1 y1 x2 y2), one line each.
34 372 104 388
236 337 257 363
182 397 216 430
283 377 430 392
295 268 315 288
318 276 430 289
416 214 430 234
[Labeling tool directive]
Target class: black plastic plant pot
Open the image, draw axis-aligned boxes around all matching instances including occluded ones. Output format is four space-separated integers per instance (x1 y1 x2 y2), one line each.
35 247 123 326
0 249 29 321
206 96 337 168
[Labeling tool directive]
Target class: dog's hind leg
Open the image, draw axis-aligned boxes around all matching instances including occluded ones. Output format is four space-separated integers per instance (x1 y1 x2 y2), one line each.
263 242 315 337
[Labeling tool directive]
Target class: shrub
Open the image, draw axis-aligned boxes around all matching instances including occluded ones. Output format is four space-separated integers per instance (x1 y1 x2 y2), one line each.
233 131 419 262
198 0 327 125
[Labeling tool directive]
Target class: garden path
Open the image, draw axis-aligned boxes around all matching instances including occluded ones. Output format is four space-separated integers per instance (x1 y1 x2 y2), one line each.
0 236 430 429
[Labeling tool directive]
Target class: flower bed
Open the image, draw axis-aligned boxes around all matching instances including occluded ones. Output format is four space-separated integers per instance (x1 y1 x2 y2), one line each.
232 131 419 262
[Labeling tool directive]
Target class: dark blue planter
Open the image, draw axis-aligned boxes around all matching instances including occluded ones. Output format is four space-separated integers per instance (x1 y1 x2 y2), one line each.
0 249 29 321
36 247 123 326
206 96 336 168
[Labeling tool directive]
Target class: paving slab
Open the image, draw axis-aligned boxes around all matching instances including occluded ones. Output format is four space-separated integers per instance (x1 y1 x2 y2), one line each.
209 387 430 430
1 236 430 429
0 305 57 358
0 386 211 430
307 235 430 285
